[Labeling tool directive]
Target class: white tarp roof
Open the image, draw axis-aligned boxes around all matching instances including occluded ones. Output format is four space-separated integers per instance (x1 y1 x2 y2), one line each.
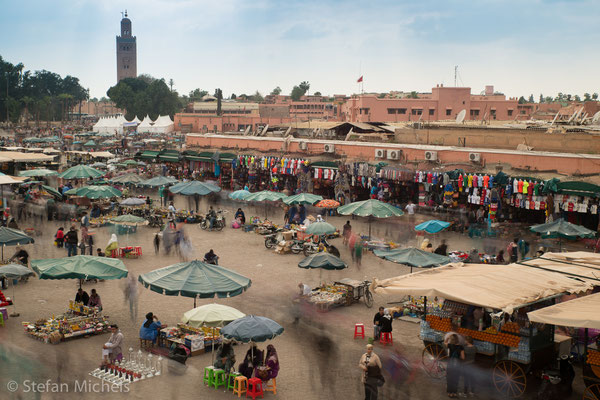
528 292 600 329
372 261 594 313
0 151 55 162
0 175 27 185
517 252 600 285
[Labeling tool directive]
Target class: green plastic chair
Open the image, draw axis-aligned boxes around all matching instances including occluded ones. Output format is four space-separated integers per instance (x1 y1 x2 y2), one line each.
228 372 242 390
203 366 215 386
212 369 227 389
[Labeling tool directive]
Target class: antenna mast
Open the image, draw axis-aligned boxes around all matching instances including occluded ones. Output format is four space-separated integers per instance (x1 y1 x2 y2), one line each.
454 65 458 87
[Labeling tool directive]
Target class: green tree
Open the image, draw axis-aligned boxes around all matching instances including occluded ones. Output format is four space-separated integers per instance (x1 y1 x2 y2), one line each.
299 81 310 94
408 91 419 99
528 94 534 103
270 86 282 96
566 94 572 102
539 94 544 103
593 93 599 100
249 90 263 102
290 86 304 101
314 91 322 96
574 95 581 102
231 93 236 99
518 96 527 104
584 93 591 101
107 77 181 119
545 96 553 103
189 88 208 101
168 79 174 91
215 88 223 116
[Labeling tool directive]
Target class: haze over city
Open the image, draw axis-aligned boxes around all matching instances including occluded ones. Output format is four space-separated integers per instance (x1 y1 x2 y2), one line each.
2 0 599 98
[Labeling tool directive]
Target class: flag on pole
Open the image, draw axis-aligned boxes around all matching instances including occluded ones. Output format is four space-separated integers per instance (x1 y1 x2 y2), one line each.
357 76 363 83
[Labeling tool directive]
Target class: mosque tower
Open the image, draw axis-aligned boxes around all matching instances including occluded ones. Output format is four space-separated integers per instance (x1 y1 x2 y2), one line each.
116 10 137 82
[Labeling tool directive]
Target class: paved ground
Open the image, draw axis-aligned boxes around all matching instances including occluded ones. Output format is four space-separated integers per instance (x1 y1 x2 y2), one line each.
0 193 591 399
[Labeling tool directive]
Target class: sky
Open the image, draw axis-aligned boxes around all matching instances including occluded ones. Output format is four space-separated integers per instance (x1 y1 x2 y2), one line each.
2 0 599 99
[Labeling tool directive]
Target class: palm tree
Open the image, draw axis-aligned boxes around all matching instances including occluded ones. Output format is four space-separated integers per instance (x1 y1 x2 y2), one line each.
20 96 33 126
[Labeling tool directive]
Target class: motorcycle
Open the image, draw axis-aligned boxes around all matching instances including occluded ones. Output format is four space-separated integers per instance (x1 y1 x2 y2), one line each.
264 229 284 249
200 210 226 231
303 236 340 257
536 355 575 400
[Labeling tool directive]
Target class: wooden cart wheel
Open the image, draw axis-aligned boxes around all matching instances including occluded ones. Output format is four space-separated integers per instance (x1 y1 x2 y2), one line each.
583 384 600 400
492 360 527 398
421 343 447 379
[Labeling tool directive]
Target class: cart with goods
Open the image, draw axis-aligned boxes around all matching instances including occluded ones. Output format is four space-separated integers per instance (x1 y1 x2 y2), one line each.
372 257 600 398
527 292 600 400
306 278 373 312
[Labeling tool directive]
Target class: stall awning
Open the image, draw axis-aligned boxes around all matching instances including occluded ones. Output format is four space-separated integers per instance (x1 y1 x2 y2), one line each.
140 151 160 160
527 292 600 329
372 258 593 313
186 156 212 162
517 252 600 285
311 161 339 170
159 155 180 162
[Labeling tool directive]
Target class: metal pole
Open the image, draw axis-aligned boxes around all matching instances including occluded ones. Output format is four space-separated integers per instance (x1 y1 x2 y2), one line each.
423 296 428 320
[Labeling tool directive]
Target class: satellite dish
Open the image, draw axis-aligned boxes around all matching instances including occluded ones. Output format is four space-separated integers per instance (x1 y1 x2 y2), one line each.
592 111 600 124
456 109 466 124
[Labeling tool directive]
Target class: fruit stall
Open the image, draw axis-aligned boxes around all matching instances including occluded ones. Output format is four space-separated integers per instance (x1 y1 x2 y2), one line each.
372 258 599 398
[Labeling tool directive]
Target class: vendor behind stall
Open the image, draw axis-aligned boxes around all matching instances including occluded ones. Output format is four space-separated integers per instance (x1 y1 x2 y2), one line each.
139 312 162 343
103 325 124 363
75 288 90 305
88 289 102 311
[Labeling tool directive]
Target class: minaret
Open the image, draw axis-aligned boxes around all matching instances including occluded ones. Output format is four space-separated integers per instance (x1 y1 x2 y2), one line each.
116 10 137 82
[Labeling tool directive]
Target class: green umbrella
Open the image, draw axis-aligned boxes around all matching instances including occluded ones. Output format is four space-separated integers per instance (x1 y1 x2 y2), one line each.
18 168 57 177
0 264 35 316
84 140 96 147
41 185 63 199
283 193 323 206
31 255 128 286
337 199 404 239
530 218 596 251
245 191 288 218
58 165 104 179
123 159 138 166
181 304 245 328
305 221 336 235
229 190 251 200
298 253 347 270
170 181 221 196
110 214 147 225
109 173 145 185
244 191 288 202
141 176 179 187
0 227 34 260
65 185 122 199
373 247 451 273
138 260 251 307
221 315 284 343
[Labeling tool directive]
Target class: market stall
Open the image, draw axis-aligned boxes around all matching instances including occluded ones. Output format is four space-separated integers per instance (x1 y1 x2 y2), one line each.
305 278 373 312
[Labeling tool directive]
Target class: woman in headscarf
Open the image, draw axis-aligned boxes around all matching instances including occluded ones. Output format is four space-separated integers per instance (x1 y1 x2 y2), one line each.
420 238 430 251
139 312 161 343
380 308 393 336
238 343 264 379
214 340 236 373
234 208 246 225
105 234 119 256
259 344 279 381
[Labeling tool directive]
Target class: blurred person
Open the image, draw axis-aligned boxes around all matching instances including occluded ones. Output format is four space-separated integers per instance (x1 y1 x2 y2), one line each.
88 288 102 311
496 250 505 264
55 226 65 248
434 240 448 256
446 335 464 398
507 238 519 263
518 238 530 260
65 225 79 257
373 307 384 340
207 206 217 230
462 336 477 397
10 245 29 266
425 243 434 253
343 221 352 245
420 238 431 251
123 274 139 322
154 231 161 254
355 237 363 267
359 344 384 400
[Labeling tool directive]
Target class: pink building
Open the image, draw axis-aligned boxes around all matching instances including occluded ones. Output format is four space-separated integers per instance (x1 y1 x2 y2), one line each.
264 94 341 121
341 85 528 122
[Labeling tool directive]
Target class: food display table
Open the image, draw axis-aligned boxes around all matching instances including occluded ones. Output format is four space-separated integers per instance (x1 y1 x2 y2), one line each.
110 246 142 259
157 323 222 356
23 302 110 344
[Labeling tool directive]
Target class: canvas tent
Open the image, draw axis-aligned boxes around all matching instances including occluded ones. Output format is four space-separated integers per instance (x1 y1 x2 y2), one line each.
150 115 174 134
137 115 154 133
527 292 600 329
372 261 593 313
517 252 600 285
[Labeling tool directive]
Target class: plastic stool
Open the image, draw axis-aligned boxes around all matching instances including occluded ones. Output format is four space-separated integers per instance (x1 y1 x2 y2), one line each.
0 313 4 327
233 376 248 397
246 377 264 399
354 323 365 339
228 372 242 391
212 369 226 389
264 378 276 395
380 332 393 345
203 366 215 386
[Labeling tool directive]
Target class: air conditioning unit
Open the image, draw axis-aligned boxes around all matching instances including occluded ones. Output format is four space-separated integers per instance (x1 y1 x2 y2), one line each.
298 141 308 150
469 152 481 162
387 150 401 160
424 151 438 161
375 149 386 159
324 143 335 153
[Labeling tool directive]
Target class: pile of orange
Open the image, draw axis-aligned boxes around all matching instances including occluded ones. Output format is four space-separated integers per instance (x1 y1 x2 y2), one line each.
426 315 452 332
501 322 520 334
425 315 520 347
588 350 600 366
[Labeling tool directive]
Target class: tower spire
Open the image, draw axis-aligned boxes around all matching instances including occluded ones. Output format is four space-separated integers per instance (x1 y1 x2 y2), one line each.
125 9 128 17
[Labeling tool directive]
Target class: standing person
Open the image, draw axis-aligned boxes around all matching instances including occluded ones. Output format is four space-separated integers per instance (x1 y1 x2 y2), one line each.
55 227 65 248
405 200 417 223
158 186 165 207
446 335 465 398
349 233 357 263
518 238 530 260
81 225 89 253
373 307 384 340
65 226 79 257
462 336 477 397
359 344 384 400
342 221 352 246
124 274 139 322
103 325 124 363
153 232 160 255
81 211 90 228
355 237 363 267
507 238 518 263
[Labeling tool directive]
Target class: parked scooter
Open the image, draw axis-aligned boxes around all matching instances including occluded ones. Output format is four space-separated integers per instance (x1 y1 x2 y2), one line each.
536 355 575 400
303 236 340 257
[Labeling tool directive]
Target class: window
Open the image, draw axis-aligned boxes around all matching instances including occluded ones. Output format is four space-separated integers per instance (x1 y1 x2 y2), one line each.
398 108 406 114
446 109 452 116
387 108 396 114
508 110 513 116
429 109 435 116
520 110 526 115
470 110 479 117
411 109 422 115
